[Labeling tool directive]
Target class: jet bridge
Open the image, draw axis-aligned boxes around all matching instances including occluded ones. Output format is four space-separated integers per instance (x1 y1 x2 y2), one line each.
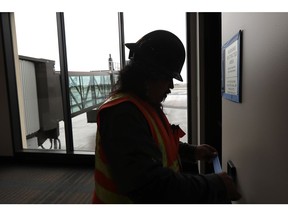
19 55 118 149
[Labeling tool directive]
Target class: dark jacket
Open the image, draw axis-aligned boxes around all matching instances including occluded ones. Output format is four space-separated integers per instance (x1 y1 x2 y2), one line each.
98 101 228 203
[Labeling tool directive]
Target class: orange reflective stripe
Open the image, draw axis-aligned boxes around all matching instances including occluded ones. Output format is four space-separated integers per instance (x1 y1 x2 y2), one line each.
95 169 117 192
95 182 132 204
133 97 179 168
95 144 132 203
95 157 113 185
93 191 103 204
95 131 108 163
94 93 182 203
99 93 180 170
143 111 168 167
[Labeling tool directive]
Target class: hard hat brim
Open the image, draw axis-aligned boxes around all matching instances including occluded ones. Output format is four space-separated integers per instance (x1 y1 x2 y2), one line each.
172 72 183 82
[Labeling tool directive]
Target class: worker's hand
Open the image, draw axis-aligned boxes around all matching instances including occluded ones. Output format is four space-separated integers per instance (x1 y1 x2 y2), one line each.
218 172 241 201
194 144 217 161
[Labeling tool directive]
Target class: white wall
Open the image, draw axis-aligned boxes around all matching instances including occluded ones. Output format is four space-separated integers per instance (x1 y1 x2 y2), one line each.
222 13 288 203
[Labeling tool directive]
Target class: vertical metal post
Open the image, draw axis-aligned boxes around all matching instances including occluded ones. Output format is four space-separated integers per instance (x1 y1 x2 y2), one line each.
118 12 126 70
56 12 74 153
186 13 198 146
0 13 23 152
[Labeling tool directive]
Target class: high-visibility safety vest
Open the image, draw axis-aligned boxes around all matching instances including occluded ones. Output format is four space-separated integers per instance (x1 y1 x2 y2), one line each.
93 93 185 204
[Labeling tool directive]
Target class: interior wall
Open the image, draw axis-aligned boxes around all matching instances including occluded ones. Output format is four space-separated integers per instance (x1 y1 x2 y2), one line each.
222 13 288 204
0 19 14 156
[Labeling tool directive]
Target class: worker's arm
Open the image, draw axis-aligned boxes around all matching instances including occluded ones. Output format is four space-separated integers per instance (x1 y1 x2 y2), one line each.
99 102 228 204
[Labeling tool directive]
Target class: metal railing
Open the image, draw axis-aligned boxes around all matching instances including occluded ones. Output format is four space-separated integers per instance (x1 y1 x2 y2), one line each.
68 70 118 117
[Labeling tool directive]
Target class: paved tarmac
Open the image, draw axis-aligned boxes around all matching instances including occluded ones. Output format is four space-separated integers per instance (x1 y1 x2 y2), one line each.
42 86 188 151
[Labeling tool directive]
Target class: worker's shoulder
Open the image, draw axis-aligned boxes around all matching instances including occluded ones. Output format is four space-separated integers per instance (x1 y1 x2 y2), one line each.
101 101 142 116
99 100 150 132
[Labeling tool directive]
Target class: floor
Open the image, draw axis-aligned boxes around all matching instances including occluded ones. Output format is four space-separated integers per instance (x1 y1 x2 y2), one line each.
0 161 94 204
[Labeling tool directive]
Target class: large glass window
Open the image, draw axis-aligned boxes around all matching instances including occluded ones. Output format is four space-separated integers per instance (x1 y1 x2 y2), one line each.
64 12 120 151
14 12 119 152
14 12 65 150
124 12 188 142
12 12 187 154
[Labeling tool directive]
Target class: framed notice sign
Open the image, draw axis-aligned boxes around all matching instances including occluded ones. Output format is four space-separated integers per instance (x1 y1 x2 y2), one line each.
222 30 242 103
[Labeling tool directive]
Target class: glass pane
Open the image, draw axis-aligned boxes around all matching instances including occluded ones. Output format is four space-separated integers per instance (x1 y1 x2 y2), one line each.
64 12 120 151
14 12 66 150
124 12 188 142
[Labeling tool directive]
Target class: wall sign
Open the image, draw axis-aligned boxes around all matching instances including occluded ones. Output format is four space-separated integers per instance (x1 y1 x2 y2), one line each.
222 30 242 103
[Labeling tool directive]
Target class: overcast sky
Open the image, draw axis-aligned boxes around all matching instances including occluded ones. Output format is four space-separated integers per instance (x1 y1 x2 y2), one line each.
14 11 187 83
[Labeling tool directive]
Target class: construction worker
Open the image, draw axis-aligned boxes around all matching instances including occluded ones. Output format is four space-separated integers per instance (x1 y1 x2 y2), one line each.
93 30 241 203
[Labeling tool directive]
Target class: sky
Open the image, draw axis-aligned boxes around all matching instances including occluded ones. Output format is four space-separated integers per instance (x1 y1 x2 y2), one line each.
14 11 187 83
8 0 287 86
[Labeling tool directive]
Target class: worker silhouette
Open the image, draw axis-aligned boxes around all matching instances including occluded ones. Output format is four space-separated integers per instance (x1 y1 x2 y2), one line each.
93 30 241 204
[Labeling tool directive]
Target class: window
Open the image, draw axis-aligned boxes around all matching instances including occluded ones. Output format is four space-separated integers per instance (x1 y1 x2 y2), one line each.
11 11 187 155
64 12 120 151
14 12 65 150
124 12 188 142
13 12 120 152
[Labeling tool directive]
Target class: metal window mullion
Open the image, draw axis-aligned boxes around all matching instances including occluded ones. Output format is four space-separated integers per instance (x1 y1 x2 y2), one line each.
0 13 23 152
56 12 74 153
79 76 84 109
91 77 97 104
118 12 126 70
186 13 198 146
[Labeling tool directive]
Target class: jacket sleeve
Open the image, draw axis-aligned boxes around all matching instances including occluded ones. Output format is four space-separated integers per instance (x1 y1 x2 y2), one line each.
178 142 200 174
179 142 196 160
99 102 229 204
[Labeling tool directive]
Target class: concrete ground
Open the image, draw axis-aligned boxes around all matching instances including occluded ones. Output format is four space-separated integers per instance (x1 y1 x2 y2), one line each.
40 85 188 151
